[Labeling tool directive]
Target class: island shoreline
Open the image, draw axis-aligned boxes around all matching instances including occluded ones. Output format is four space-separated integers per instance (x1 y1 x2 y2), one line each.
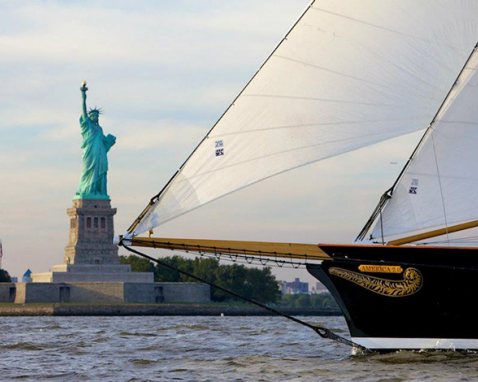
0 303 341 316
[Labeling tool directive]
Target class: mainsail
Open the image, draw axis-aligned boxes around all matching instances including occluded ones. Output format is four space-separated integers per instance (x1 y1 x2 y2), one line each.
367 44 478 244
127 0 478 237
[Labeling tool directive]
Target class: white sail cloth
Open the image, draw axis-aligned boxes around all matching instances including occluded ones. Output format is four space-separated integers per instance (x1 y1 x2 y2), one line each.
130 0 478 236
371 46 478 243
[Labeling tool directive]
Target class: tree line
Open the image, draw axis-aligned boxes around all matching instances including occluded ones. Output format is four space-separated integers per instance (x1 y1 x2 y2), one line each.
0 269 11 282
280 293 338 310
120 255 281 303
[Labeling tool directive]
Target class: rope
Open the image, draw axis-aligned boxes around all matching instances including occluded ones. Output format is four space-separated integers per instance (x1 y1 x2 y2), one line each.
120 241 371 354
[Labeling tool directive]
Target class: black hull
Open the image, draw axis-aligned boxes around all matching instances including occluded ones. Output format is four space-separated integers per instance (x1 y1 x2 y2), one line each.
307 244 478 350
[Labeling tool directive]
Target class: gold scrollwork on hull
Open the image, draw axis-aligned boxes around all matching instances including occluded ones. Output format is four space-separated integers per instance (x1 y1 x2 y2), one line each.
329 266 423 297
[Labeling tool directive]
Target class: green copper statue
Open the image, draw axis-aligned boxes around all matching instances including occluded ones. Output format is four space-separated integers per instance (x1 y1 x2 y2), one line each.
75 81 116 200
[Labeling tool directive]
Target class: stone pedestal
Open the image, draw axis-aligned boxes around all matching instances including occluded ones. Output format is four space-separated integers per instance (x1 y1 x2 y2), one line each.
31 199 152 285
23 197 211 305
64 199 118 265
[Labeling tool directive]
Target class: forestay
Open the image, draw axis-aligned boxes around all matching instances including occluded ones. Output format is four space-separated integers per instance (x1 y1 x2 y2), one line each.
370 45 478 244
127 0 478 237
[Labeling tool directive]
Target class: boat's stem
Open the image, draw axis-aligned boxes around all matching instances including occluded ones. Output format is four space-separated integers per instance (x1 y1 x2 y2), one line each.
120 241 371 354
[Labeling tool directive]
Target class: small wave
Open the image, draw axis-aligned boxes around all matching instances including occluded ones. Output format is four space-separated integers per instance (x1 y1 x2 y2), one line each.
169 324 210 331
130 359 155 366
2 342 44 351
120 331 158 337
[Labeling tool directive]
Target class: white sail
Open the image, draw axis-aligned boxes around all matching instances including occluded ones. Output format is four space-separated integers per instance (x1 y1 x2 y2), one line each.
129 0 478 236
370 45 478 243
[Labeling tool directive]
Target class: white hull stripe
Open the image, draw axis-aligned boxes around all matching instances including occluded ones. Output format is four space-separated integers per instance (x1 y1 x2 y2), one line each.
353 337 478 350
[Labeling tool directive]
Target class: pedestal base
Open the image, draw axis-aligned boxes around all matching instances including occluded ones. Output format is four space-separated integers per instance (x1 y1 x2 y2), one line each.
5 282 211 304
31 264 154 283
65 199 119 265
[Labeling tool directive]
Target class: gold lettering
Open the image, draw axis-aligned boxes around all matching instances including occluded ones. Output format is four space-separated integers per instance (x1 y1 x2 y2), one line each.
358 265 403 274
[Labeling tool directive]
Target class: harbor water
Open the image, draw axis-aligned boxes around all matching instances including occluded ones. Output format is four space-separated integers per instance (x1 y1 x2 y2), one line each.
1 315 477 381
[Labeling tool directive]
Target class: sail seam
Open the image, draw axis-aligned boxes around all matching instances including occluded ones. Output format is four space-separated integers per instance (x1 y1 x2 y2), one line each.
207 118 425 138
311 6 468 52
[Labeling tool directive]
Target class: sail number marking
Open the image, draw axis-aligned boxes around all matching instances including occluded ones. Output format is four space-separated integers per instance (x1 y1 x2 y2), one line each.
215 140 224 157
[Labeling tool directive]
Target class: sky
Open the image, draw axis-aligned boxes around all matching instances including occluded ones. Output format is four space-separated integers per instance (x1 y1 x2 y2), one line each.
0 0 420 283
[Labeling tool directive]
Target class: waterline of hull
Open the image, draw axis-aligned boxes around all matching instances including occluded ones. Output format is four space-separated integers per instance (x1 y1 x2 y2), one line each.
353 337 478 351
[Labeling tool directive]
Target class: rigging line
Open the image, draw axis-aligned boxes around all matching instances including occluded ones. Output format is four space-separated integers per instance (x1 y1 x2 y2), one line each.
120 241 370 353
431 133 450 244
189 254 307 269
192 253 307 269
379 207 385 245
131 238 326 261
355 188 391 242
125 170 178 235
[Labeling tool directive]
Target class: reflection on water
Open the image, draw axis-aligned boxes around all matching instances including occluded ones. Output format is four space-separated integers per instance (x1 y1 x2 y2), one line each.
0 315 477 381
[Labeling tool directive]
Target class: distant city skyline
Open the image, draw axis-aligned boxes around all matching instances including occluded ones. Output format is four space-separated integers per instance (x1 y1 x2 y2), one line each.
0 1 419 283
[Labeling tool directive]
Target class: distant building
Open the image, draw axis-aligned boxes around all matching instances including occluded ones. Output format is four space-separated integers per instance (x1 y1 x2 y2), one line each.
311 281 328 294
22 269 32 283
280 278 309 294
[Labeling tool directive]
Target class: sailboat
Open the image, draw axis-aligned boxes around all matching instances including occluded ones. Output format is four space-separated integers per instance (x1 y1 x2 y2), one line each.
121 1 478 351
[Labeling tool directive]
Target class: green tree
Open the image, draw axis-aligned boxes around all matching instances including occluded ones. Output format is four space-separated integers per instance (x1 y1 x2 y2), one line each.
214 263 248 302
243 267 281 303
139 255 280 304
154 256 183 282
191 257 219 284
294 294 311 308
279 293 339 309
120 255 155 273
0 269 11 282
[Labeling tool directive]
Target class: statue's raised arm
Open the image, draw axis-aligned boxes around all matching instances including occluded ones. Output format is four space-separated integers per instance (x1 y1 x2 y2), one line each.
75 81 116 201
80 80 88 119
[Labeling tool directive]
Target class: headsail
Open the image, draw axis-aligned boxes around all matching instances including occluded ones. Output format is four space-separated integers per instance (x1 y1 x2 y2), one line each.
127 0 478 237
366 43 478 244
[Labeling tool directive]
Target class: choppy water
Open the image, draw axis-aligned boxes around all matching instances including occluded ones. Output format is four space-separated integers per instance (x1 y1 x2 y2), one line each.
1 315 477 381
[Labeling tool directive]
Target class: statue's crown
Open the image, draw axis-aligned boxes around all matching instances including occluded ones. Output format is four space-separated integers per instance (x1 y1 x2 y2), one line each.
88 107 102 115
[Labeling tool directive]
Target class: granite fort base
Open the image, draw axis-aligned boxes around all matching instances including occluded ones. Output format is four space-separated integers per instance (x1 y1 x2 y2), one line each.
1 282 210 304
24 199 210 304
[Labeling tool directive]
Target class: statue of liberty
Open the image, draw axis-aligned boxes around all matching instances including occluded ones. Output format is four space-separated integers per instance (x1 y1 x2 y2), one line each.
75 81 116 200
